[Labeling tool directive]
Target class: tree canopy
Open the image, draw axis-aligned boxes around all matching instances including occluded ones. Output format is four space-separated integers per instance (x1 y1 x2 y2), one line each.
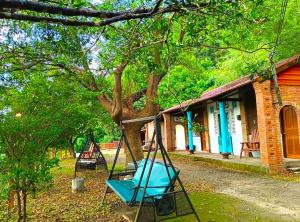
0 1 300 219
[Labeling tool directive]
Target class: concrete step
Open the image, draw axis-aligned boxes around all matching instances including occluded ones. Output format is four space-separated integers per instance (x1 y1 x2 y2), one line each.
286 167 300 175
284 159 300 168
287 167 300 172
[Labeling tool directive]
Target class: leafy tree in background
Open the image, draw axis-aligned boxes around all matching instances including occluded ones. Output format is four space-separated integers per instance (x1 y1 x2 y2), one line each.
158 51 216 108
0 72 107 221
191 0 300 81
158 0 300 109
0 0 271 161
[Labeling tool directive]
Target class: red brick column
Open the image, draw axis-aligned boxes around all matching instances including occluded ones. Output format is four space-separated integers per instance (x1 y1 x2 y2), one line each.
163 113 174 151
253 80 284 173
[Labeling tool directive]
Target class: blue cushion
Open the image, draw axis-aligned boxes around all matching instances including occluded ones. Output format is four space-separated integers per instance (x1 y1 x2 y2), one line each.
106 159 179 204
132 159 178 197
105 180 151 204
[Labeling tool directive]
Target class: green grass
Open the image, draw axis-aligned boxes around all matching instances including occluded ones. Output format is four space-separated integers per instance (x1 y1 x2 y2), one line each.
50 158 125 177
169 192 283 222
1 158 292 221
51 158 75 176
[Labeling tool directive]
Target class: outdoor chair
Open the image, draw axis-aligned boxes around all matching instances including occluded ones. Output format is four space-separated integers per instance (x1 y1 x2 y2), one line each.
74 133 108 176
240 128 260 158
82 143 98 158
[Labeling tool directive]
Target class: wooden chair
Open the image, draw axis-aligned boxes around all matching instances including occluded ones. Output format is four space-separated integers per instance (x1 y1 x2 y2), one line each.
82 143 99 158
240 128 260 158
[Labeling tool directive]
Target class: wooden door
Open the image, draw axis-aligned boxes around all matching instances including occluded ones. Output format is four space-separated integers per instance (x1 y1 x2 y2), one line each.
281 106 300 158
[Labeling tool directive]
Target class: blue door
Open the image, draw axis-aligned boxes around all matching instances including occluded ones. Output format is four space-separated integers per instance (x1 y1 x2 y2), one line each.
217 109 233 154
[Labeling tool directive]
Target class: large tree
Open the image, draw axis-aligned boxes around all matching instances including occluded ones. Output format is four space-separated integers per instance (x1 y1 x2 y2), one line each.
1 0 288 160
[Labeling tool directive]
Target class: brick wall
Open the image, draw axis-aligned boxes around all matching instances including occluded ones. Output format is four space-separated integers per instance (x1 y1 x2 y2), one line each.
253 80 283 173
253 79 300 173
100 141 120 149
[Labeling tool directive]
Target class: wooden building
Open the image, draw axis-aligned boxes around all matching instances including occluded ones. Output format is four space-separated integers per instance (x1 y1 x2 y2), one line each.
159 55 300 173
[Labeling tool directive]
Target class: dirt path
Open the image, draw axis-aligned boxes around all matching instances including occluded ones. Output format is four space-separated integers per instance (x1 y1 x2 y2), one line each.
171 157 300 222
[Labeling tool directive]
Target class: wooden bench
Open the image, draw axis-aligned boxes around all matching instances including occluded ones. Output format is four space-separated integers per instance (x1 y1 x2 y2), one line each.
240 128 260 158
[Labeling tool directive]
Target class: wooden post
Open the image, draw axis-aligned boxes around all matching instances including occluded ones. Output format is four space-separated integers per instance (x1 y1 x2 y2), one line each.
60 147 62 159
163 113 174 152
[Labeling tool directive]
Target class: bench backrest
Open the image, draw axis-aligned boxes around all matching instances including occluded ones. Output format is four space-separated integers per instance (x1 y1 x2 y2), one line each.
132 159 179 196
250 128 259 143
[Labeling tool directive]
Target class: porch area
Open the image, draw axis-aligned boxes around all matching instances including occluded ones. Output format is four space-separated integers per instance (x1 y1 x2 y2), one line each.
173 150 261 165
172 151 300 174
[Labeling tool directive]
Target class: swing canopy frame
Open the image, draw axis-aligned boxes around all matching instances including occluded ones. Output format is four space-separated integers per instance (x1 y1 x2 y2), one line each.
102 114 200 222
74 132 108 177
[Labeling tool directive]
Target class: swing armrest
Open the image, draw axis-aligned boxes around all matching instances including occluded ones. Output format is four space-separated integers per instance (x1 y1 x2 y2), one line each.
130 185 171 190
109 169 136 180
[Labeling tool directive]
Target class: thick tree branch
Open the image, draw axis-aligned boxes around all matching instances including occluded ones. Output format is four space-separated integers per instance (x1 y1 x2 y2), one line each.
144 73 162 111
0 0 212 27
123 88 147 109
0 0 162 19
0 12 107 27
111 63 127 122
96 95 112 113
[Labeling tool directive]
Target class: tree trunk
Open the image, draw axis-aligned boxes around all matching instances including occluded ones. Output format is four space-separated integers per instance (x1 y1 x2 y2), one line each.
69 146 76 158
69 138 76 158
22 190 27 222
59 147 62 159
7 180 15 213
16 190 22 222
69 148 75 158
124 124 144 162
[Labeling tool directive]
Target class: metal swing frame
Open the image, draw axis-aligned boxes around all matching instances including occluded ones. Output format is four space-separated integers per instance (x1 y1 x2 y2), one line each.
74 132 108 177
102 114 200 222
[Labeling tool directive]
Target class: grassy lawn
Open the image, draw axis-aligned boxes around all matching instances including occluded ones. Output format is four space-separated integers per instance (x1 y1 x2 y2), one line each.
169 192 282 222
0 158 284 221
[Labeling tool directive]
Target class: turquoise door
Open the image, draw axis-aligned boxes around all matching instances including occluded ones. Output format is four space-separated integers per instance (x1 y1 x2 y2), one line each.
218 102 233 154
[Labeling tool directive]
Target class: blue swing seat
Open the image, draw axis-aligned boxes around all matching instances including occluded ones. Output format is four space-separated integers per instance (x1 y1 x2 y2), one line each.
106 159 179 205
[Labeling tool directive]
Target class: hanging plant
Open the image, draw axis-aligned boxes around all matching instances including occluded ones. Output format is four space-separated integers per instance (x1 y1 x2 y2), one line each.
193 123 207 133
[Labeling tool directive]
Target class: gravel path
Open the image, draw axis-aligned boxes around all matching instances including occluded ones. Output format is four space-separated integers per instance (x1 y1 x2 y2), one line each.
172 157 300 222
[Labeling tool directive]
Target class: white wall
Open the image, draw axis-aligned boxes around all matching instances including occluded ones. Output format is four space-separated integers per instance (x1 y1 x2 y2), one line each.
193 136 202 151
231 102 243 155
207 98 243 156
207 103 220 153
175 124 186 150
